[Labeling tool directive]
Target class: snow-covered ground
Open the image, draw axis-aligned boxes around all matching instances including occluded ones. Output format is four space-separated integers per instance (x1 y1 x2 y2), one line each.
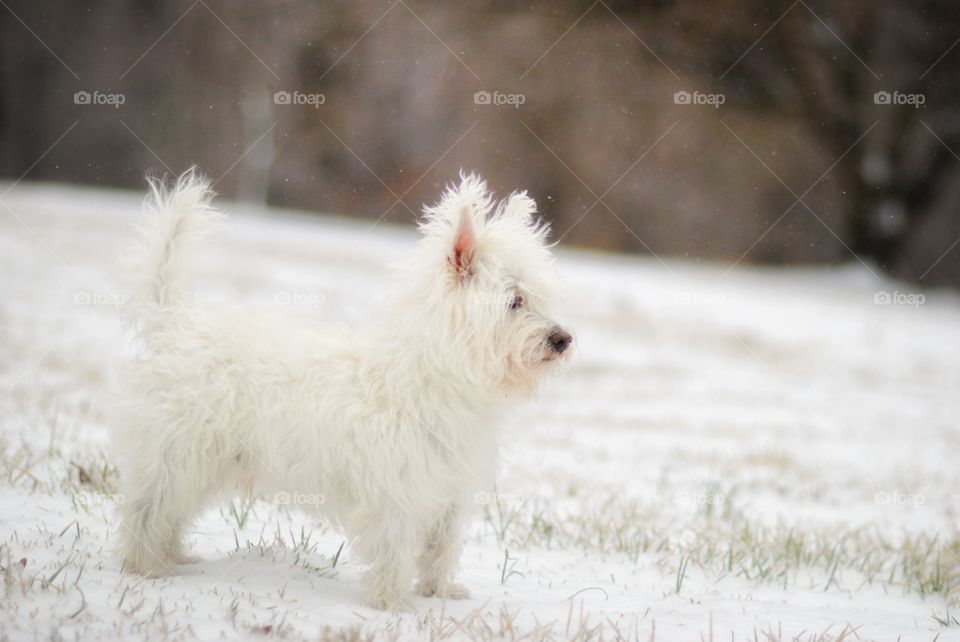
1 181 958 640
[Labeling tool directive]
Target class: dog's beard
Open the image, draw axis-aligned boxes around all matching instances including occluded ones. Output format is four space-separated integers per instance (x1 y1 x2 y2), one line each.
502 356 540 394
501 335 567 394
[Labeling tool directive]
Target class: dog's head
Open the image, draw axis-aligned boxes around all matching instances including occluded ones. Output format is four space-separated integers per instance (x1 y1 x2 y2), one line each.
402 173 573 393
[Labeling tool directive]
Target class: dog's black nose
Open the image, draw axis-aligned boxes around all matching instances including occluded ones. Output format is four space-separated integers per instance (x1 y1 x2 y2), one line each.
548 328 572 354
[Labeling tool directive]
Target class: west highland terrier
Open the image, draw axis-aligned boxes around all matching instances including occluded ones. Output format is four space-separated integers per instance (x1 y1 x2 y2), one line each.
114 170 573 610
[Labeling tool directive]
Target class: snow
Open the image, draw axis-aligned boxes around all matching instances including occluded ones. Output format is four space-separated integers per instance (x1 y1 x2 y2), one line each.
0 181 958 640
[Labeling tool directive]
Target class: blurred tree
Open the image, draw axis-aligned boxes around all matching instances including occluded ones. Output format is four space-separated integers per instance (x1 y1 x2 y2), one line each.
2 0 959 284
660 0 960 281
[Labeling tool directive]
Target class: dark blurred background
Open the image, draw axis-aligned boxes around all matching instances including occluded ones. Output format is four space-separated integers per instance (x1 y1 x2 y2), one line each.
2 1 959 285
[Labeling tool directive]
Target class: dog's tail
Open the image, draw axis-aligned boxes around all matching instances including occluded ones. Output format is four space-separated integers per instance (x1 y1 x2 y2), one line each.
122 168 221 349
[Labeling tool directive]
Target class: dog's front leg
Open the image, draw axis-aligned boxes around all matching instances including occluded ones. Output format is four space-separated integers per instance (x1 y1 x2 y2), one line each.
353 505 418 611
417 505 470 599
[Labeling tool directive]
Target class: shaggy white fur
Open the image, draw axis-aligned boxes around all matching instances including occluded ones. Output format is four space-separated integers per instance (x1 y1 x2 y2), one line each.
113 169 573 610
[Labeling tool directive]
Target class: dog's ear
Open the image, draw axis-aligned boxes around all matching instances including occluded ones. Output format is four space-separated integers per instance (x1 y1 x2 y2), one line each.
503 191 536 225
451 204 476 275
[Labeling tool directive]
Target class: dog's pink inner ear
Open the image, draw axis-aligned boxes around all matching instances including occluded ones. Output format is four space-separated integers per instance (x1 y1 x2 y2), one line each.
452 205 476 274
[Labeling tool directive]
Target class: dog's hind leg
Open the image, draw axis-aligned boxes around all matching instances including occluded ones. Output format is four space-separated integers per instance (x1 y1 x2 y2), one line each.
167 501 209 565
118 444 212 576
417 505 470 599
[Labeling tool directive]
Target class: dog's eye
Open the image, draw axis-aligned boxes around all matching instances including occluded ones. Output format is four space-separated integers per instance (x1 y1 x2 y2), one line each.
509 294 524 310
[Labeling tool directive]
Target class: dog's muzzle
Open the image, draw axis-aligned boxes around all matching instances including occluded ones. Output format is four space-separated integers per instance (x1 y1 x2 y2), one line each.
547 327 573 355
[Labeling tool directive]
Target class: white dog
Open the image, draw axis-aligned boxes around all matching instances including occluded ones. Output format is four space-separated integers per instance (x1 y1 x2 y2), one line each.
114 170 573 610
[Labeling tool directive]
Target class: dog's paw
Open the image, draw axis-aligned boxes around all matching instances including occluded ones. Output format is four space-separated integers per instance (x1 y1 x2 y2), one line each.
437 582 471 600
172 552 204 565
417 580 470 600
365 594 414 612
122 558 174 578
364 584 414 612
